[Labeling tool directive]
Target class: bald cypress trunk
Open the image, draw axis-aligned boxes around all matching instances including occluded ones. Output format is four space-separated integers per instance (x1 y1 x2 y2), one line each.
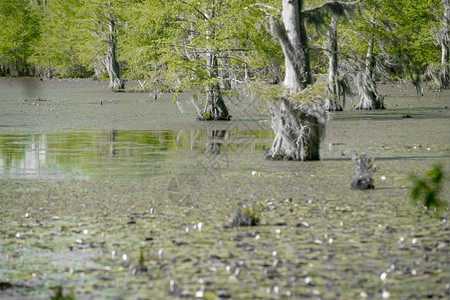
271 0 311 93
200 52 230 120
266 99 326 161
325 15 343 111
428 1 450 90
266 0 325 161
103 13 124 91
441 0 450 89
355 35 384 110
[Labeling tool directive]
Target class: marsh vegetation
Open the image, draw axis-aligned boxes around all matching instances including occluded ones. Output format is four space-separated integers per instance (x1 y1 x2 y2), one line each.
0 0 449 298
0 79 449 299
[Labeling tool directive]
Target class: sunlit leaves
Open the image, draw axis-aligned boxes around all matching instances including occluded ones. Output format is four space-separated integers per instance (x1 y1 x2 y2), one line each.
410 164 447 214
0 0 40 75
30 0 90 77
355 0 443 81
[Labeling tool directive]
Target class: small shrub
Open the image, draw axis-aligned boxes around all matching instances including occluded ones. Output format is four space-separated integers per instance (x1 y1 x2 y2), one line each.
230 201 262 227
410 164 447 214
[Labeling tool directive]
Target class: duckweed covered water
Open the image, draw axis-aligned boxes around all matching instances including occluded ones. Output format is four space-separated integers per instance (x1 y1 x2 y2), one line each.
0 79 449 299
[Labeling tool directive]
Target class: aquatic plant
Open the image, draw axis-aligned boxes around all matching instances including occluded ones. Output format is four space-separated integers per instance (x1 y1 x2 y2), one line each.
130 249 148 276
402 111 412 118
230 201 262 227
50 286 76 300
347 150 377 190
410 164 447 214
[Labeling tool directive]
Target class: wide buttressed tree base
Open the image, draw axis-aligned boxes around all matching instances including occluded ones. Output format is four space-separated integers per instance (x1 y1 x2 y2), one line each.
199 85 231 121
198 53 231 121
265 97 327 161
355 71 385 110
264 0 337 161
354 34 384 110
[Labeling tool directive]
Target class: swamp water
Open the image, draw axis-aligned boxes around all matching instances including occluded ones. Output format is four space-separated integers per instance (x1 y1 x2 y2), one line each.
0 78 449 299
0 129 273 179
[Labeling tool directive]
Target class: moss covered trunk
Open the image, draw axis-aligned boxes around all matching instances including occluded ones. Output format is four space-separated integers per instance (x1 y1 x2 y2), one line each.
326 15 343 111
265 99 324 161
267 0 324 161
355 35 384 110
103 14 124 91
440 0 450 89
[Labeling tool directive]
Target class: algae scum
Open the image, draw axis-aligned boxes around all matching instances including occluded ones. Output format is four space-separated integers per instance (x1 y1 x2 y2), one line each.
0 79 449 299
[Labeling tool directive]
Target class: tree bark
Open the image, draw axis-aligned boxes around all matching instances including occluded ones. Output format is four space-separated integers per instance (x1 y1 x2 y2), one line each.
200 52 231 120
266 0 325 161
325 15 343 111
103 13 124 91
441 0 450 89
265 99 326 161
271 0 311 93
355 34 384 110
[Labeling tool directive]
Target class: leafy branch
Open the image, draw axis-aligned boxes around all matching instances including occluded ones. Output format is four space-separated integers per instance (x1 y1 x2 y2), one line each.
410 164 447 215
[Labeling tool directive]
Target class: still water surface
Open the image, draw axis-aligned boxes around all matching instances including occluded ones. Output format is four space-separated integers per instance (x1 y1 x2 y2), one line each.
0 129 273 179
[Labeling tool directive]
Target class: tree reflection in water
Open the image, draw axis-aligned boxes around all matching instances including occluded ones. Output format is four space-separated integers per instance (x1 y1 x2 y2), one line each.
206 130 227 155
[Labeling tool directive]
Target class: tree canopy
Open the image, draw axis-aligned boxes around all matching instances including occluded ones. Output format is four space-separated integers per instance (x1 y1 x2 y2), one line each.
0 0 447 95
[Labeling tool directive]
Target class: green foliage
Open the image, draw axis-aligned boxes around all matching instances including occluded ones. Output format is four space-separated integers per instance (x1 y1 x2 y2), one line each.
130 248 148 275
247 80 286 102
410 164 447 214
30 0 131 78
120 0 171 89
380 0 442 82
164 0 261 90
202 111 211 120
0 0 41 75
345 0 443 85
0 0 446 97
